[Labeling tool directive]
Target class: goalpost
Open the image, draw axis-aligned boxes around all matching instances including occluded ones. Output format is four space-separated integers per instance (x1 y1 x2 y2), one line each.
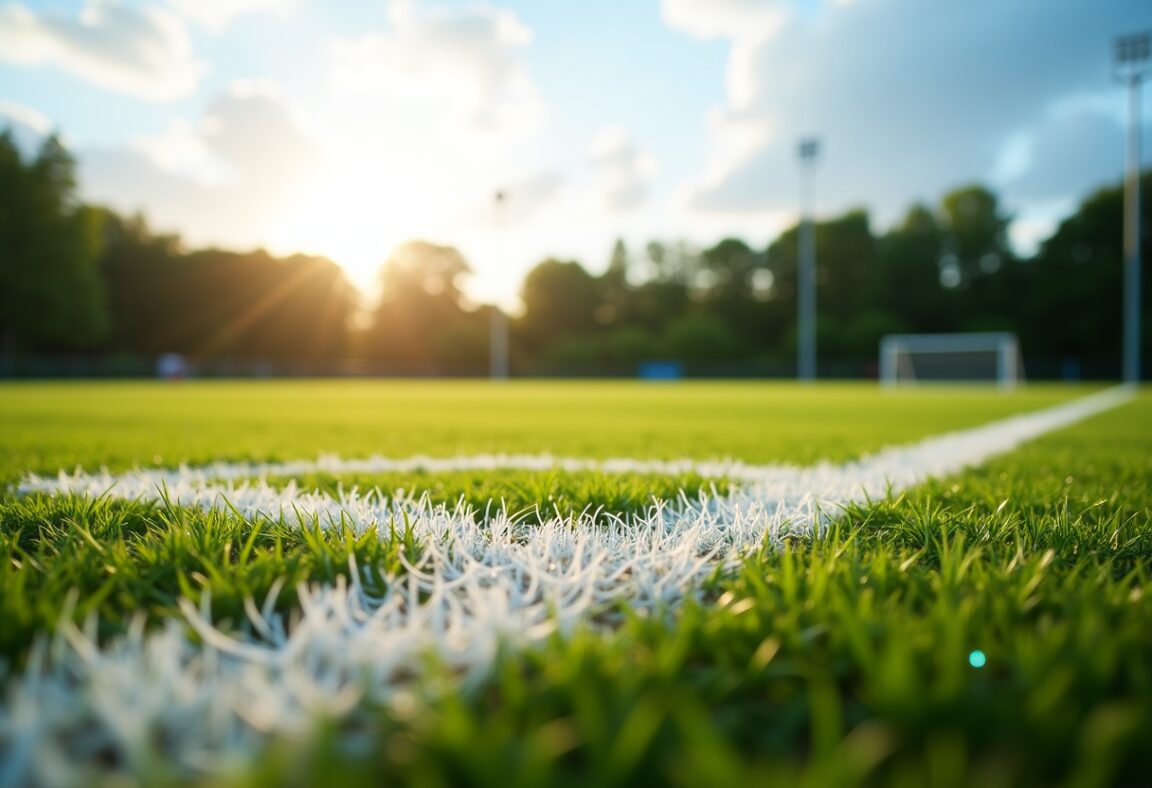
879 332 1024 389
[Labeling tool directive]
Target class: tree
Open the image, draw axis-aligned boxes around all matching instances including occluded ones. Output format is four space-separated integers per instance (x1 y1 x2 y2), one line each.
766 210 879 358
379 240 471 304
629 277 691 333
875 203 955 332
939 185 1013 286
98 212 357 363
701 238 758 301
698 237 764 354
98 211 184 354
520 258 600 345
367 241 482 373
0 131 108 357
939 185 1031 337
661 313 740 362
597 238 632 327
628 240 692 333
815 210 875 323
645 241 667 279
1021 173 1152 363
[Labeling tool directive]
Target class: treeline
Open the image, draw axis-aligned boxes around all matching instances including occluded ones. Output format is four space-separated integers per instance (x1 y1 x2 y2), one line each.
100 215 354 362
345 177 1145 376
1 129 1147 377
515 178 1147 376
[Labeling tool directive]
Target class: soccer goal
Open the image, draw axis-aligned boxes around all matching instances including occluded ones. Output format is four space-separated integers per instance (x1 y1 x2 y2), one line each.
879 332 1024 389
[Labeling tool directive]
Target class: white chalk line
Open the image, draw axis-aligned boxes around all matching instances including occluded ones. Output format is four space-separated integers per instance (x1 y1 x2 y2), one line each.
0 386 1135 785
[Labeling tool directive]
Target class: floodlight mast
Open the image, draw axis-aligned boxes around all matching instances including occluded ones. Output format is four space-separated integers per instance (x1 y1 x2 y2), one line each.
1115 32 1151 385
797 137 820 381
490 190 509 380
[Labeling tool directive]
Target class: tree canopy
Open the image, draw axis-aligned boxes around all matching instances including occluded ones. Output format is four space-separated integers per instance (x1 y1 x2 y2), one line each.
1 126 1146 379
0 132 107 355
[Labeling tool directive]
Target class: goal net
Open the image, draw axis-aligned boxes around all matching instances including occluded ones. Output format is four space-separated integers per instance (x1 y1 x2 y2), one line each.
879 332 1024 389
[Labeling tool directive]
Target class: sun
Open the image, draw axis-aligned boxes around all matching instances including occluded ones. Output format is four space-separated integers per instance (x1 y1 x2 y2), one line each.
265 144 523 309
268 172 409 294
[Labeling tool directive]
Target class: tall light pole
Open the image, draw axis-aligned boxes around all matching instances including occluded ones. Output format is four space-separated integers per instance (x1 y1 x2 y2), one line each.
797 137 820 381
490 190 509 380
1116 32 1150 384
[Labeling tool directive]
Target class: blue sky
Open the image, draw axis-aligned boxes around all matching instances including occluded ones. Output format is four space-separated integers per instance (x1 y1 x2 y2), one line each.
0 0 1147 306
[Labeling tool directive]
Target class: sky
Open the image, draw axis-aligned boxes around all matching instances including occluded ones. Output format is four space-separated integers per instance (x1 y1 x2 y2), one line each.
0 0 1147 308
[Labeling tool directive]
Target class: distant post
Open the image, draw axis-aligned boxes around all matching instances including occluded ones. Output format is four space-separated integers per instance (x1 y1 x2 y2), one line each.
1115 32 1151 384
490 190 510 380
797 137 820 381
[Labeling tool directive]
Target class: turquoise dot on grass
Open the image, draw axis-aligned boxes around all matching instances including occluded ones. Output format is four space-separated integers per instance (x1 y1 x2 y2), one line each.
968 650 987 668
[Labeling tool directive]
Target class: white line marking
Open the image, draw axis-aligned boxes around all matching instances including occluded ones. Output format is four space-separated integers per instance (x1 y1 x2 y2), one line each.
0 387 1134 784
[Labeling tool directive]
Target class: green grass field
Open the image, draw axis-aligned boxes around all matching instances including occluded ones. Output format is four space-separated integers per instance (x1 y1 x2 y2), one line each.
1 380 1150 787
0 380 1098 477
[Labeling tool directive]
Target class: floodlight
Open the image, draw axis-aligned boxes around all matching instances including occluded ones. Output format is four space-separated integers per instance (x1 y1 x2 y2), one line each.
1115 32 1150 70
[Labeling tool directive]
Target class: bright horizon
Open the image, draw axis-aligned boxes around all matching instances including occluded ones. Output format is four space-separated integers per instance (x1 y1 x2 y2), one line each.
0 0 1146 308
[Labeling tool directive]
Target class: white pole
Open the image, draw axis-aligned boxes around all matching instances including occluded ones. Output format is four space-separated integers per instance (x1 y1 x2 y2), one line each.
1123 73 1143 384
490 308 508 380
997 337 1016 391
490 191 509 380
1116 32 1150 385
879 336 896 387
797 138 819 382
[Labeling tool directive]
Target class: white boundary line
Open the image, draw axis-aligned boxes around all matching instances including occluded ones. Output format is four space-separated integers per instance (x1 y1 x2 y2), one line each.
0 386 1135 784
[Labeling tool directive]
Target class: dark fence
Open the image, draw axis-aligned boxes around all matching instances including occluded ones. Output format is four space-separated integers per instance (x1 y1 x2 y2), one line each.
0 352 1137 381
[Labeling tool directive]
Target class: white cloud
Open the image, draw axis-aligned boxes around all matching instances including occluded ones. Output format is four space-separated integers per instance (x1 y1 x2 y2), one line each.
0 98 49 134
132 119 230 186
81 83 320 247
326 0 543 140
200 82 319 191
492 173 565 222
661 0 786 41
167 0 296 32
126 80 316 190
990 105 1124 251
0 99 52 155
672 0 1143 231
998 109 1124 203
1007 196 1077 257
589 126 655 213
0 0 205 101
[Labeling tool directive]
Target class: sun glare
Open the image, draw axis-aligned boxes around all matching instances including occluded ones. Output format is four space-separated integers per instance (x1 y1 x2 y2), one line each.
268 167 528 309
269 173 413 294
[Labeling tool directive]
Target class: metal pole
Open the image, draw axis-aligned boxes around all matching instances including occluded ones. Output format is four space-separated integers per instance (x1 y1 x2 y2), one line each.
1123 75 1143 384
490 190 509 380
797 138 819 381
490 306 508 380
1116 32 1150 384
879 335 896 387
